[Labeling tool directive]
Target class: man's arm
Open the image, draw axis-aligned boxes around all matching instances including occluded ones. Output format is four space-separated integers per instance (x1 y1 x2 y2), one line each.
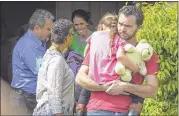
117 48 139 73
106 75 158 98
123 74 158 98
122 53 159 98
107 53 159 98
22 46 45 75
76 50 109 92
76 65 108 92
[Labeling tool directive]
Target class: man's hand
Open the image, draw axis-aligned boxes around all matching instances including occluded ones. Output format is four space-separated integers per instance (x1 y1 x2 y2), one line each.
98 81 114 91
105 80 130 95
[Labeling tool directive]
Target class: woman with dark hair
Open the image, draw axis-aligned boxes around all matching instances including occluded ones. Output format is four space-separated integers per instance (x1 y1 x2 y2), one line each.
64 9 93 104
63 9 93 116
70 9 93 56
33 19 75 116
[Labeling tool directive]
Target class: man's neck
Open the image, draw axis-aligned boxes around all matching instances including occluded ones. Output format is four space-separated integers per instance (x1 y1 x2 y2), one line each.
32 30 44 42
127 37 138 46
32 30 39 39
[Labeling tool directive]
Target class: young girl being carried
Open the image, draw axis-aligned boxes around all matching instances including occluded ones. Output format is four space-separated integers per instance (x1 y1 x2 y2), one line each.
76 13 143 116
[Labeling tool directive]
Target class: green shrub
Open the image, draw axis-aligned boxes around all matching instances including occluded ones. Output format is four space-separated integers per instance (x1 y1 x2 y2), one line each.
136 2 178 116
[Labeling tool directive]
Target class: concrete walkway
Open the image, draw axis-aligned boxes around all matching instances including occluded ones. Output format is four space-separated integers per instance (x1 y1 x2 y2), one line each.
1 78 12 115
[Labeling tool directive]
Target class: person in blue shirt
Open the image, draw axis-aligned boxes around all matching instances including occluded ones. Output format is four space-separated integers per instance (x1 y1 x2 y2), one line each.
9 9 54 115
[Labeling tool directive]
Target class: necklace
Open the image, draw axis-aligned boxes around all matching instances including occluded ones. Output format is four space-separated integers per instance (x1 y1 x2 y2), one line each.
49 43 62 54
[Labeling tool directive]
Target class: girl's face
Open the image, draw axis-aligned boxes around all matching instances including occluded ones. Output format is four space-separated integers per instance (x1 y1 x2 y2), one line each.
73 16 89 37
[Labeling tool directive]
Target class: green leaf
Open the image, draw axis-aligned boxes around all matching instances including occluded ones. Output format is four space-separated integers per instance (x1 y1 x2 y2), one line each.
165 61 171 71
168 59 176 65
174 48 178 56
138 2 178 115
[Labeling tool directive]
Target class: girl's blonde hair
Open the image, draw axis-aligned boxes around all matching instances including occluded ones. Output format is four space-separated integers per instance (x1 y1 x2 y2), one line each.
97 13 118 56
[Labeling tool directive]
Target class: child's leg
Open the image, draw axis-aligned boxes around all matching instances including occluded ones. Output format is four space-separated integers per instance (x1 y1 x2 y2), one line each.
128 94 144 116
76 88 91 116
78 88 91 104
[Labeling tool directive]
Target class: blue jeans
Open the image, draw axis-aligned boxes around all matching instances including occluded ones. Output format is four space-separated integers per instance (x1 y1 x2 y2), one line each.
87 110 128 116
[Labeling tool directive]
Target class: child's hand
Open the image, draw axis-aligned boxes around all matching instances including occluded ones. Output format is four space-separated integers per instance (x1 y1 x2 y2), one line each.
116 47 126 59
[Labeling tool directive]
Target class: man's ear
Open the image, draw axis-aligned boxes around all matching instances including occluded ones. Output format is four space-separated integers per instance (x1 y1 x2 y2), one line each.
33 25 41 32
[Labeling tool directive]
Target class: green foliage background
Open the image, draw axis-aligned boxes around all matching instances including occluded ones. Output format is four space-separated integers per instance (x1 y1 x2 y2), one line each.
135 2 178 116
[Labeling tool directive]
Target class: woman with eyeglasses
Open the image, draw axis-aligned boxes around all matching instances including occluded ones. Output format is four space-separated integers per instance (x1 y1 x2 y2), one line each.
33 19 75 116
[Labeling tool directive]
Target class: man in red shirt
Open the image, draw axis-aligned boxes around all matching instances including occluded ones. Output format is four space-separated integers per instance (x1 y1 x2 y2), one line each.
76 5 159 115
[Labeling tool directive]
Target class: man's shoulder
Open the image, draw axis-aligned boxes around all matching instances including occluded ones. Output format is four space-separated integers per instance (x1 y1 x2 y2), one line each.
145 52 158 64
14 35 36 54
145 52 159 75
151 52 159 61
19 34 36 46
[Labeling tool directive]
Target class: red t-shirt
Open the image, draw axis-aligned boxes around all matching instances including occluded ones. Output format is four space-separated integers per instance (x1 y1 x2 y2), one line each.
83 51 158 112
82 32 159 112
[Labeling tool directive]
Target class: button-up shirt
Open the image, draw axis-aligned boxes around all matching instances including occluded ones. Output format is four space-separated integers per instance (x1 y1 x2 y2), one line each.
11 29 46 94
35 49 75 115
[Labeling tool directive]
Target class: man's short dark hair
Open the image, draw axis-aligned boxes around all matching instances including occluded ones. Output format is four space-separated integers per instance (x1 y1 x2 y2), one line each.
118 5 144 26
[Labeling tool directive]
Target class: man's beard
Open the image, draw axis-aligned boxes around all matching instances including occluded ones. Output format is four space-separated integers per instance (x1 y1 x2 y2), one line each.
119 28 138 41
